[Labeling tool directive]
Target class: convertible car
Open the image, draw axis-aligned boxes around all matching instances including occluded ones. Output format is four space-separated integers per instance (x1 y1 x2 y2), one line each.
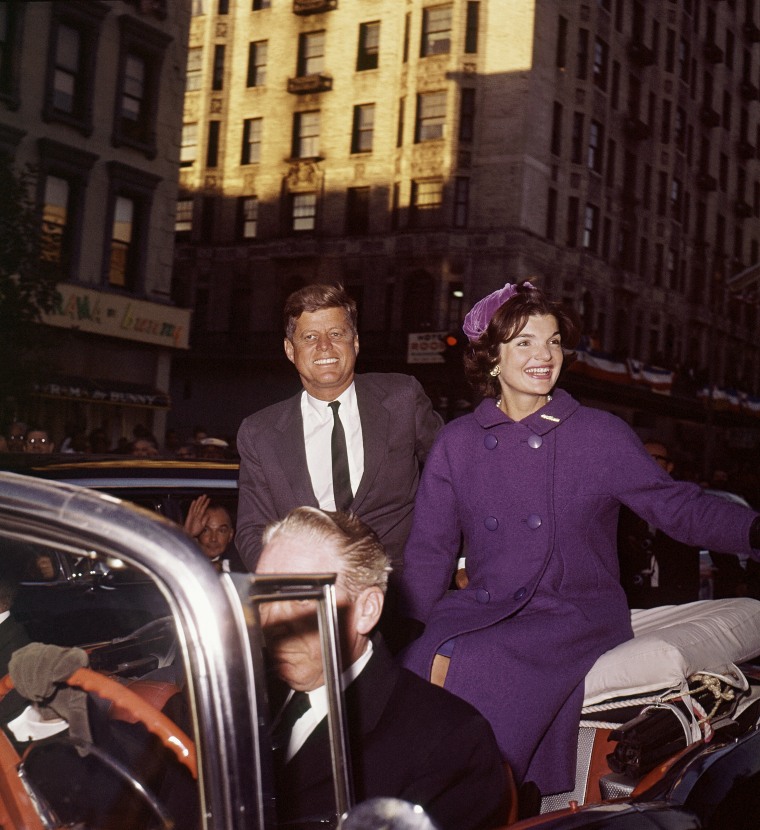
1 470 760 829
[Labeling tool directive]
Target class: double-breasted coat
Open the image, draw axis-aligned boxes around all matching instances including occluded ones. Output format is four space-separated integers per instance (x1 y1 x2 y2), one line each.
399 389 758 795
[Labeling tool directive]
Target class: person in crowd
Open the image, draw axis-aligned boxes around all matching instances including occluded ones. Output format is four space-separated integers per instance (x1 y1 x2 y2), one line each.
88 427 111 455
617 441 701 607
24 427 54 454
0 436 8 453
256 506 508 830
5 422 26 453
198 437 230 459
236 283 442 641
130 436 159 458
398 281 760 800
175 442 198 459
183 495 245 573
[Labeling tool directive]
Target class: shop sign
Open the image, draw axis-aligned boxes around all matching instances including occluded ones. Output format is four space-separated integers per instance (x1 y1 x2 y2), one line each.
407 331 447 364
41 284 191 349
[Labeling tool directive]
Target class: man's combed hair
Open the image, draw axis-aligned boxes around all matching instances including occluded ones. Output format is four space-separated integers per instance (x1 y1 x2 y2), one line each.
262 507 390 594
463 283 580 398
283 283 358 340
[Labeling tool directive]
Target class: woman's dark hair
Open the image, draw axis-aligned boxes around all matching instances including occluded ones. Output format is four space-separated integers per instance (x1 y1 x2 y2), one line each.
463 283 580 398
283 283 358 339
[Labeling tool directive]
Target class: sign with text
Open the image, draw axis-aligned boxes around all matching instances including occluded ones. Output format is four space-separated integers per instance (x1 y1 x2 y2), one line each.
407 331 447 364
42 284 191 349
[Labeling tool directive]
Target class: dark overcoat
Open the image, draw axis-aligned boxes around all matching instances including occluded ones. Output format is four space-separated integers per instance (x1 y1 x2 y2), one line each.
277 637 507 830
399 390 758 795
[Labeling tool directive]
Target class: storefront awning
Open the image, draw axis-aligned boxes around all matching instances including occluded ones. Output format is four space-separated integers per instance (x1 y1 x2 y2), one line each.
33 376 170 410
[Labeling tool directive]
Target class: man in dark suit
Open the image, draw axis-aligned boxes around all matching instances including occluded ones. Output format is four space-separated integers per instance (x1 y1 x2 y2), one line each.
0 571 30 722
236 283 441 579
256 507 508 830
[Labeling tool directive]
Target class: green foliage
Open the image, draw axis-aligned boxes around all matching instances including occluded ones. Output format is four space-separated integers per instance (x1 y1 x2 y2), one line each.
0 157 62 420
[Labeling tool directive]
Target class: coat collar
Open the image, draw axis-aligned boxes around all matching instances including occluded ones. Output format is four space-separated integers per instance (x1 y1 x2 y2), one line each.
473 387 579 435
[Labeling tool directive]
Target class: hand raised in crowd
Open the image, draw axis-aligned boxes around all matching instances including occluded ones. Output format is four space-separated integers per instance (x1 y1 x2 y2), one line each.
184 495 211 538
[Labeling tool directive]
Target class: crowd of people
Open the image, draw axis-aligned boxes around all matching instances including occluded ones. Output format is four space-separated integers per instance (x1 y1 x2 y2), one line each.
2 280 760 828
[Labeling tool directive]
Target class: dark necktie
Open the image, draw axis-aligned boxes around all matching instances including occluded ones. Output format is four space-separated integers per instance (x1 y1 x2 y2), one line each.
272 691 311 765
329 401 353 512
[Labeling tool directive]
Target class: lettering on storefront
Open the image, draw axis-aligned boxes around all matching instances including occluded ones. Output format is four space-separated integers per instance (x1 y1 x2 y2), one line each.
43 284 190 349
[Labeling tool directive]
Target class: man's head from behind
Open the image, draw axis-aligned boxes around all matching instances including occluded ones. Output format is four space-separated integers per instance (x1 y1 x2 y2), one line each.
283 284 359 401
257 507 390 692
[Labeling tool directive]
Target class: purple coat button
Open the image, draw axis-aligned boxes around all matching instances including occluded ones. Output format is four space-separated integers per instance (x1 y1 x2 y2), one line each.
513 587 527 600
484 516 499 531
528 434 543 449
484 434 498 449
527 514 542 529
476 588 491 603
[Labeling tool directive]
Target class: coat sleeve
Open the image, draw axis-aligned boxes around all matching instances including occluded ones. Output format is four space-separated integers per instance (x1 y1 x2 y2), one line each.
602 418 758 556
397 707 509 830
399 433 461 622
410 376 443 465
235 417 277 571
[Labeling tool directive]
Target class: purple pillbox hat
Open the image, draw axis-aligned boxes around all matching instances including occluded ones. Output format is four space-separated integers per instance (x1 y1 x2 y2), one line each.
462 281 534 342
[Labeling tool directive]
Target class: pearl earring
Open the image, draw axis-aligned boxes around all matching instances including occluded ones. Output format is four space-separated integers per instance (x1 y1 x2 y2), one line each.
490 365 501 377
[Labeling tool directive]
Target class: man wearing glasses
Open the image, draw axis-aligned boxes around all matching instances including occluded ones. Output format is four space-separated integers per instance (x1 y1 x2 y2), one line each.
24 427 54 454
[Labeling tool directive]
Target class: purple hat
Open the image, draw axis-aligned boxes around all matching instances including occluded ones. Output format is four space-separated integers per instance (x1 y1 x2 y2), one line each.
462 281 534 342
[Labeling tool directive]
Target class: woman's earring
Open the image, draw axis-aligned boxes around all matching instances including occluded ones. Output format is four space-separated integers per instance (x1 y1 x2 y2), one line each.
490 365 501 377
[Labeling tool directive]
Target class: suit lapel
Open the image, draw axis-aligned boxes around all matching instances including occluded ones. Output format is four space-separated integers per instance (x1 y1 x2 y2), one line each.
353 376 389 510
275 392 319 507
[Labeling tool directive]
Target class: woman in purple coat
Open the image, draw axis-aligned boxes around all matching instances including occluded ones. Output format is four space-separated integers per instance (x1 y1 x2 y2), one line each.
399 282 760 797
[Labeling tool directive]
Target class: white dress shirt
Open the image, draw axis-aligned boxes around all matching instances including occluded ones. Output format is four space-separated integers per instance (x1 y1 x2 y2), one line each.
301 383 364 510
278 640 374 762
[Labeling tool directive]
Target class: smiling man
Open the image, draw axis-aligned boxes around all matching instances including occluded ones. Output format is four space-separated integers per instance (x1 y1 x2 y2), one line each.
236 284 441 641
256 507 507 830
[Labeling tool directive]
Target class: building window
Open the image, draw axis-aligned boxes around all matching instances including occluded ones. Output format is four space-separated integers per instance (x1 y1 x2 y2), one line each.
566 196 579 247
453 177 469 227
186 46 202 91
175 198 193 234
582 203 599 252
293 111 320 158
577 28 589 80
351 104 374 153
556 15 568 68
606 139 616 187
238 196 258 238
41 174 70 265
410 179 444 227
357 21 379 71
593 38 608 90
36 138 96 278
252 0 271 8
661 99 672 143
103 162 159 293
247 40 267 86
550 101 562 155
546 187 557 241
298 31 325 76
345 187 370 234
588 120 603 172
206 121 220 167
421 4 452 57
112 16 171 158
415 91 446 142
464 2 479 53
180 122 197 167
458 88 476 142
43 2 107 133
241 117 262 164
0 1 23 105
403 12 410 62
571 112 584 163
212 44 225 90
292 192 317 232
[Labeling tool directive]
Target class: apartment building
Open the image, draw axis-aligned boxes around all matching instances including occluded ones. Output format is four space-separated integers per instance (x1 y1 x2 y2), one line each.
173 0 760 458
0 0 190 447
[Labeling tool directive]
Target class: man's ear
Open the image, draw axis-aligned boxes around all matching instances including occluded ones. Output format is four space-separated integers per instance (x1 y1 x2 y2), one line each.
284 338 295 364
354 586 383 635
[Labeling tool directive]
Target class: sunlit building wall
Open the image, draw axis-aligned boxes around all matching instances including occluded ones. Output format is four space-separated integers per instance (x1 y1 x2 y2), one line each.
173 0 760 451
